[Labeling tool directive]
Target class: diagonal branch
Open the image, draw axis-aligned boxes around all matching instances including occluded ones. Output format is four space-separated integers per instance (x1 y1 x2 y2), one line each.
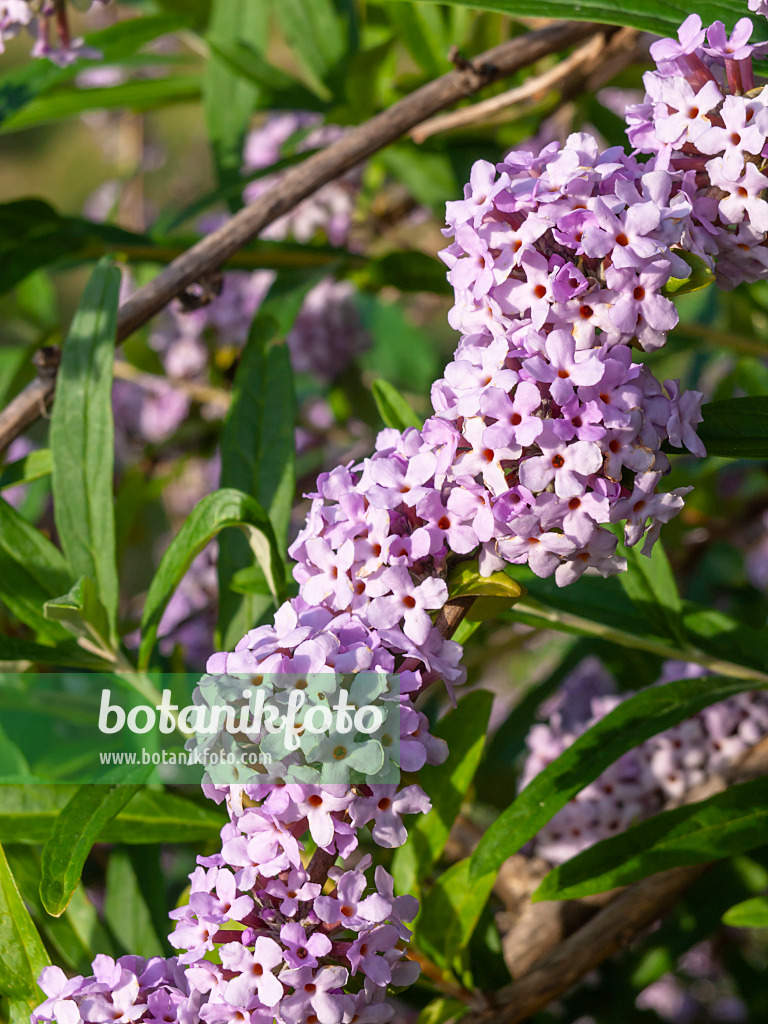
0 19 603 454
459 735 768 1024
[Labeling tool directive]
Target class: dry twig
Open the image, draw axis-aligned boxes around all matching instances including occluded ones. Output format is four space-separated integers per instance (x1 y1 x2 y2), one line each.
411 28 640 143
0 19 603 455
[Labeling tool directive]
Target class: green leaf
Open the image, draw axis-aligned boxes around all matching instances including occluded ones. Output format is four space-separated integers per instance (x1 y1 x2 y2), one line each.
371 378 422 431
0 786 225 845
448 559 525 622
1 75 202 133
50 259 121 637
722 895 768 928
0 842 50 1006
412 0 768 38
0 496 72 641
697 397 768 458
415 858 495 973
5 846 114 975
617 539 684 644
535 777 768 901
0 14 192 127
40 784 143 916
206 38 325 110
272 0 356 100
0 199 149 295
663 250 716 297
204 0 270 203
393 690 493 897
0 635 104 669
469 675 767 881
44 577 113 658
385 3 446 76
416 998 468 1024
0 449 52 491
217 309 298 650
140 488 286 668
104 848 165 957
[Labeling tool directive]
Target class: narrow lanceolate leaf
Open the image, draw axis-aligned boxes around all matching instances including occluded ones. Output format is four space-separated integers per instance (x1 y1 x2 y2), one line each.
141 488 286 669
271 0 356 100
722 895 768 928
0 841 50 1008
415 858 495 973
371 378 423 431
534 777 768 902
0 496 73 641
40 784 142 916
414 0 767 39
204 0 270 203
697 397 768 458
393 691 493 897
50 259 121 638
470 676 767 880
617 539 685 645
218 314 297 650
0 786 225 846
104 849 165 957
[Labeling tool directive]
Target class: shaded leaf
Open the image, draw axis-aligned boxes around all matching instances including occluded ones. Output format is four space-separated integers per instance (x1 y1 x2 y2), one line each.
415 858 495 973
393 691 493 897
372 378 422 431
470 676 767 880
204 0 270 203
141 488 286 668
698 397 768 458
534 777 768 901
0 786 225 846
0 496 72 642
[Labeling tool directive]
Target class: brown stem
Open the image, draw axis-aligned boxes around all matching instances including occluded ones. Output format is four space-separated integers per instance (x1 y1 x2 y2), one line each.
458 736 768 1024
0 19 603 455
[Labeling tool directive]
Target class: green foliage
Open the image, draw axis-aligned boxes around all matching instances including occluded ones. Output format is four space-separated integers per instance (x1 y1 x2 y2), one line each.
0 497 72 642
0 786 225 846
470 676 768 880
40 784 144 916
372 378 422 430
412 0 768 38
414 859 495 980
698 397 768 458
217 300 300 650
722 895 768 928
393 690 493 896
534 777 768 901
0 842 50 1019
204 0 271 201
50 259 121 639
140 488 286 668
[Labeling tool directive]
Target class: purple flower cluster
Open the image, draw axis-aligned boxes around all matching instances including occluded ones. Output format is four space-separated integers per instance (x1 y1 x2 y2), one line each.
522 658 768 865
627 14 768 289
33 956 201 1024
437 138 709 572
165 780 426 1024
1 1 107 65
